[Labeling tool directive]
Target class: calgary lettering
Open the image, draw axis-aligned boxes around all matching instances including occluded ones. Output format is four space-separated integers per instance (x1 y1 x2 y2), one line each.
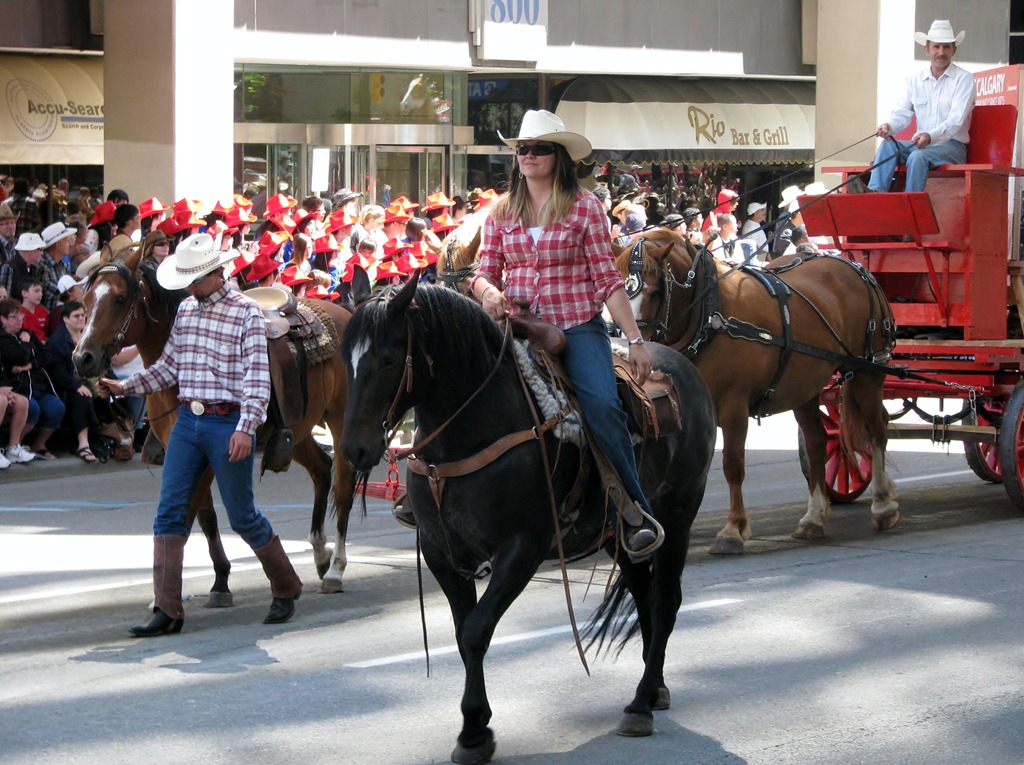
975 72 1006 97
26 100 104 117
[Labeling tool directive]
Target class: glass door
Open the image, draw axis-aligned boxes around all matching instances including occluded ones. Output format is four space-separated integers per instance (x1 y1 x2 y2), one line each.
373 146 445 207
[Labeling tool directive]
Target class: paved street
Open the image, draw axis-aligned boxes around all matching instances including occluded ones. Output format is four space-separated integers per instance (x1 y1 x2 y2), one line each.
2 415 1022 765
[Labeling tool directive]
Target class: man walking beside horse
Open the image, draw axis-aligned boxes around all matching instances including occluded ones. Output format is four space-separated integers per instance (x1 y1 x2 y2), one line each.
97 233 303 636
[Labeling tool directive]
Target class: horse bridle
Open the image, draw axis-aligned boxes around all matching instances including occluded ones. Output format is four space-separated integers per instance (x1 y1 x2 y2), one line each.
626 237 698 344
91 262 145 362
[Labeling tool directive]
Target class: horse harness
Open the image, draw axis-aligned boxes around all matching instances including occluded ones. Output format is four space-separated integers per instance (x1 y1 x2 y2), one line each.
631 241 897 417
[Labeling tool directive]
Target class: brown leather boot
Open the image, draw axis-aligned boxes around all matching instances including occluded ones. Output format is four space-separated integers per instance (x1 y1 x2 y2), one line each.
130 535 186 637
253 535 302 624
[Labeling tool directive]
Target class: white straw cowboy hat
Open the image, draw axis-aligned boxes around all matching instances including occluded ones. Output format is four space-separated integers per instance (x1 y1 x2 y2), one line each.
499 109 593 161
41 221 76 248
157 233 235 290
915 19 965 47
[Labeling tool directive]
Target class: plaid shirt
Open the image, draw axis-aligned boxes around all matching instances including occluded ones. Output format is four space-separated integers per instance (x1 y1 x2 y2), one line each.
475 191 624 330
121 284 271 435
8 196 40 236
36 253 62 309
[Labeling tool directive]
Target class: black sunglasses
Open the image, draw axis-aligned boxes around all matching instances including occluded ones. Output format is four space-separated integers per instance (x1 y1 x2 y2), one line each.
515 143 557 157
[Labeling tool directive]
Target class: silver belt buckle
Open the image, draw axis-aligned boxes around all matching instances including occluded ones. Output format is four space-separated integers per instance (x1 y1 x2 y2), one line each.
189 400 206 416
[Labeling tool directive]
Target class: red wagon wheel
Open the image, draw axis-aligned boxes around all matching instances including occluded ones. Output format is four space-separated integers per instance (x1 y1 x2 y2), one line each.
797 400 873 503
998 383 1024 511
964 405 1002 483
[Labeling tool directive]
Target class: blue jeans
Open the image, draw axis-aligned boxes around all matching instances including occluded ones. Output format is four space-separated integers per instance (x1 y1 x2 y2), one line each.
27 392 65 429
562 314 653 520
153 405 273 548
868 138 967 193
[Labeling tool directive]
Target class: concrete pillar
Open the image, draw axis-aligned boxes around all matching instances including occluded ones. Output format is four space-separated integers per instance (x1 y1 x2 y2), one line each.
102 0 233 205
815 0 916 186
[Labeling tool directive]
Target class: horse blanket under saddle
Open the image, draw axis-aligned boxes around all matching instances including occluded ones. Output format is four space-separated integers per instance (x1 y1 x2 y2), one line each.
247 287 340 473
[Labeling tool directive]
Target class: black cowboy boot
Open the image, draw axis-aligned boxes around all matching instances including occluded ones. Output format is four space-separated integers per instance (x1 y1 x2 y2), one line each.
130 535 186 637
392 494 416 529
253 535 302 624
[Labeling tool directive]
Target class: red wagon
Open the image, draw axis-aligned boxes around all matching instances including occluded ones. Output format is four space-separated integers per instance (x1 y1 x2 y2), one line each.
802 71 1024 509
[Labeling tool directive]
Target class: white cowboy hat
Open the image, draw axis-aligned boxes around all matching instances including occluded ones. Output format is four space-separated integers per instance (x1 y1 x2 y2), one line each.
156 233 236 290
746 202 767 215
915 19 965 47
779 185 802 209
56 273 86 295
41 221 76 248
499 109 593 162
76 251 103 279
14 232 46 251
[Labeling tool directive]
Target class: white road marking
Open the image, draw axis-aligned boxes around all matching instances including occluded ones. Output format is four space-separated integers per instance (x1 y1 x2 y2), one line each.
893 469 974 484
344 598 742 669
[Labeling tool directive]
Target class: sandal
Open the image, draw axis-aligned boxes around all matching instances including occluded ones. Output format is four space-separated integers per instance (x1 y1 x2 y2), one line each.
75 447 98 464
34 448 56 461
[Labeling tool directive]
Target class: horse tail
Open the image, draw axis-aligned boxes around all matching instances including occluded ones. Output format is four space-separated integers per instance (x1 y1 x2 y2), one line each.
581 572 642 658
838 381 877 460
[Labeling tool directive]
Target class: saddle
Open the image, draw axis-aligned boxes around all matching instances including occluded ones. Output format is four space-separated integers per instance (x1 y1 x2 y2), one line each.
247 286 340 474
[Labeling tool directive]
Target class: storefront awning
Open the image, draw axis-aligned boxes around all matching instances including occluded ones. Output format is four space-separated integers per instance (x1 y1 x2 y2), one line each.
0 55 104 165
555 76 815 165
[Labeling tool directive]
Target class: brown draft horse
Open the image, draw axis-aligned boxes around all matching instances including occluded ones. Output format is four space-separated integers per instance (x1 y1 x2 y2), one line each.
615 228 900 553
73 244 357 596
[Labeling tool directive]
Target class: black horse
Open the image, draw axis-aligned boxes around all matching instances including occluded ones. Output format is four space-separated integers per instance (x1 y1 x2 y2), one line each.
340 278 716 764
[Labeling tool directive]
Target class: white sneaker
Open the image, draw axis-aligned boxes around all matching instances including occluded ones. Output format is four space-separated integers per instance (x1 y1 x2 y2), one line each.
5 444 35 463
0 450 10 469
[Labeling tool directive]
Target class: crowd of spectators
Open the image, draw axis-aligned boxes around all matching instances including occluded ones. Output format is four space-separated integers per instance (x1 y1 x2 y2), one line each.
0 167 828 471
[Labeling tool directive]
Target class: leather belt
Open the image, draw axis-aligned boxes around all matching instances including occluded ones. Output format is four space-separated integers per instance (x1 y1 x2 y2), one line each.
186 401 241 416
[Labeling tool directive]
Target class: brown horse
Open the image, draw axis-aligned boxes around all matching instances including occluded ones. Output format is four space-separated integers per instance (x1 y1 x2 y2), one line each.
73 244 357 596
436 208 491 294
615 228 900 553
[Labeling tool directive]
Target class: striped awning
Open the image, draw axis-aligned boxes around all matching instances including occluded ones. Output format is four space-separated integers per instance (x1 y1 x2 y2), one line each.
556 76 815 165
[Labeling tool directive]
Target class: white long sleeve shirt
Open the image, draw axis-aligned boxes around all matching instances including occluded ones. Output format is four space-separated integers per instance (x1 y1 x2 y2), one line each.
886 62 975 144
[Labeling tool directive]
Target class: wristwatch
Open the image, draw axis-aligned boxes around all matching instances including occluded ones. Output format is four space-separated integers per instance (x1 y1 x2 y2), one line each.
628 336 645 346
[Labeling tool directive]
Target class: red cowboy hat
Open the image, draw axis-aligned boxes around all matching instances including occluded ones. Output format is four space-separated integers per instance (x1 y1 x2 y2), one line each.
137 197 170 220
156 216 184 237
244 252 281 283
383 203 413 225
304 284 339 301
374 259 408 279
233 194 254 210
475 189 499 208
257 229 290 258
170 198 203 216
313 233 341 254
340 252 376 282
420 192 455 212
269 213 297 234
89 200 117 226
408 239 438 266
264 193 298 218
229 248 257 277
390 195 419 212
382 236 412 260
208 199 234 216
326 209 359 233
223 206 258 231
280 263 314 287
430 213 460 234
205 220 229 241
172 208 205 229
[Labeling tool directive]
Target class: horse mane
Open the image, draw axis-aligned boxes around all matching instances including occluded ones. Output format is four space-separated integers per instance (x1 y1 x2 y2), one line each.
346 283 506 382
439 209 489 273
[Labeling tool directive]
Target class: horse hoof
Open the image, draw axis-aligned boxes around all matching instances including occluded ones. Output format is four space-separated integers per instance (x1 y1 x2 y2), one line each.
204 591 234 608
872 508 901 532
616 711 654 737
451 731 496 764
652 686 671 711
319 578 345 594
792 522 825 540
708 536 745 555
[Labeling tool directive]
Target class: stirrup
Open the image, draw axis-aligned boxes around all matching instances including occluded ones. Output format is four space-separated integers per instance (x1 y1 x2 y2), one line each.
619 504 665 561
392 496 416 529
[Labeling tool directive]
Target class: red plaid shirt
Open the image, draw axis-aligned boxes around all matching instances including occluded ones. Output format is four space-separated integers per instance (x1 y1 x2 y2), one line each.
474 191 624 330
120 284 271 435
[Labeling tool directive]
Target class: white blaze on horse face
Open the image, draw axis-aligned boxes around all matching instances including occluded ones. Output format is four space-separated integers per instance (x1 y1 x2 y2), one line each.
348 337 372 382
79 281 112 348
